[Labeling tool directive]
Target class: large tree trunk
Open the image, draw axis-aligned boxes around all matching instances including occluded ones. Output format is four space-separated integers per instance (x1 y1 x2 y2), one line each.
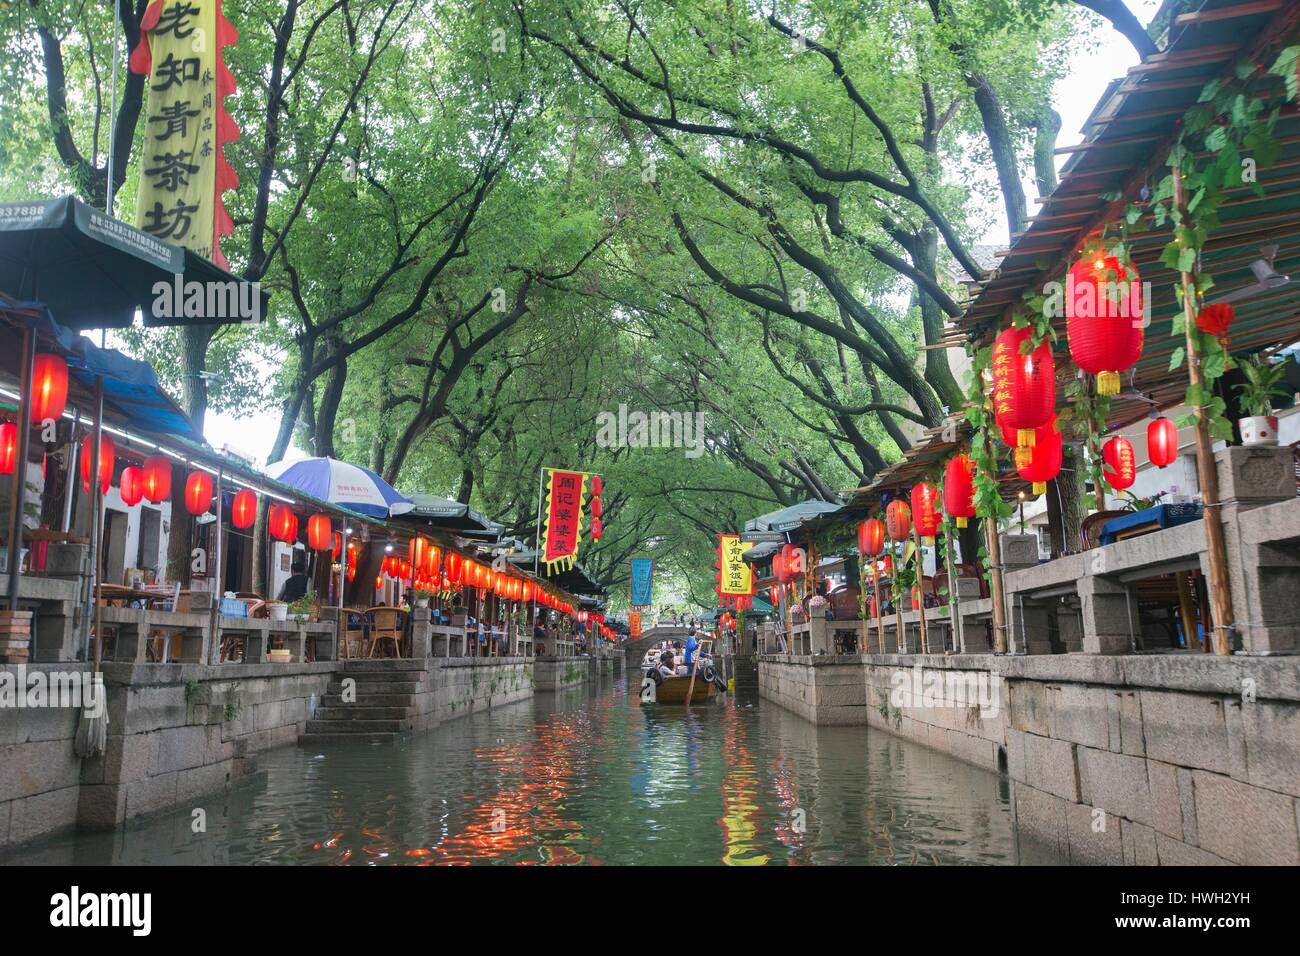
313 342 347 457
1032 106 1061 198
971 74 1027 235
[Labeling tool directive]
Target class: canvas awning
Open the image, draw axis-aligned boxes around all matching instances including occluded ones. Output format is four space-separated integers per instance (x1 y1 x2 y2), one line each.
399 492 504 537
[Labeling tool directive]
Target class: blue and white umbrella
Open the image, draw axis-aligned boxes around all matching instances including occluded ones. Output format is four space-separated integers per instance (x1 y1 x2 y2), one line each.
264 456 414 519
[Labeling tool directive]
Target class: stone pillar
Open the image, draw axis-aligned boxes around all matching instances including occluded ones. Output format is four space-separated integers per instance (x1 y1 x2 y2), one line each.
1212 445 1297 654
1000 533 1039 572
410 607 432 659
808 603 831 654
314 608 339 661
1055 605 1084 653
1078 575 1136 654
1013 599 1053 655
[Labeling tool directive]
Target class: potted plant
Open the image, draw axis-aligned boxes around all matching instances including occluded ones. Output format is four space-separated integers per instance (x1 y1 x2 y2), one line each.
266 600 289 622
287 590 317 622
411 588 432 608
1235 354 1291 447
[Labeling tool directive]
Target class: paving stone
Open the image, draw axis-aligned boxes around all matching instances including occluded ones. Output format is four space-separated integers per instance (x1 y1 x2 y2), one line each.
1021 731 1080 802
1077 746 1152 826
1140 689 1232 775
1050 683 1111 750
1191 769 1300 866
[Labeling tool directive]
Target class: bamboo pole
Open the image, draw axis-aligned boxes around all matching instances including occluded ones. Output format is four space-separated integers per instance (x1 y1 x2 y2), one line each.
980 414 1010 654
912 526 929 653
859 554 868 655
873 560 885 654
1172 165 1235 656
892 547 904 653
944 518 961 654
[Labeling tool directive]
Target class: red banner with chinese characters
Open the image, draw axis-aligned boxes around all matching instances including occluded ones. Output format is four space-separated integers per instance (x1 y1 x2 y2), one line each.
541 469 589 573
130 0 240 267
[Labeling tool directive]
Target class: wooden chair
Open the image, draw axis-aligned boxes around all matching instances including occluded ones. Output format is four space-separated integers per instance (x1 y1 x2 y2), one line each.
1080 510 1132 551
364 606 404 658
340 607 367 659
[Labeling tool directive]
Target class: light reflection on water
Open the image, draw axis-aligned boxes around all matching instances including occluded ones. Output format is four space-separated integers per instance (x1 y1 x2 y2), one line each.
6 676 1057 865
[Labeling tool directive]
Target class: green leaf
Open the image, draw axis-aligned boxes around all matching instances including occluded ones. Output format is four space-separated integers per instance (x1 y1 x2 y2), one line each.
1168 347 1185 371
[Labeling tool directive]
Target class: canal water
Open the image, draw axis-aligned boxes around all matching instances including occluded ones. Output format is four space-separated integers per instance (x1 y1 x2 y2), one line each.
9 676 1060 865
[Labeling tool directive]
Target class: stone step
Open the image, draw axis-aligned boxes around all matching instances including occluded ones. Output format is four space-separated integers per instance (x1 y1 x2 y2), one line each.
320 692 416 708
339 659 425 671
314 705 413 721
337 669 426 683
298 732 404 745
305 718 413 734
327 680 421 695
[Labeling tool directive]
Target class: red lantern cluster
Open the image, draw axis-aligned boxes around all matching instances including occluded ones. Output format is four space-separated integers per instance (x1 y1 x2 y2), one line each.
993 324 1055 450
857 518 884 557
80 433 115 495
1017 417 1063 495
1102 435 1136 491
269 503 298 543
944 454 977 528
1147 417 1178 468
1066 254 1144 396
184 470 214 515
885 499 911 542
30 353 69 426
909 482 942 544
589 477 604 540
142 455 171 503
772 544 804 585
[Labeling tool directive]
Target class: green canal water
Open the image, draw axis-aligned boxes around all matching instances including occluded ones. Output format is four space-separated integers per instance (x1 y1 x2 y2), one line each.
9 676 1061 865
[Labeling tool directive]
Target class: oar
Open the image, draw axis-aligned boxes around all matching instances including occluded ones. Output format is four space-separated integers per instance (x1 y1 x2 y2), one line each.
683 648 701 708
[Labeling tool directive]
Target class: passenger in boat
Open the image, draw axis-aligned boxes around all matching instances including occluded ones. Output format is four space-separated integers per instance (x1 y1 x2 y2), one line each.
656 651 677 680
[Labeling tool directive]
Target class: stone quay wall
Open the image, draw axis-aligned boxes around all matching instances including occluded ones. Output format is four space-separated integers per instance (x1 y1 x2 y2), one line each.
759 652 1300 865
533 656 592 692
436 658 534 722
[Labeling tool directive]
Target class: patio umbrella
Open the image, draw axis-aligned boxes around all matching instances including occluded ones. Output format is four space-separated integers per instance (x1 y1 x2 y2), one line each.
0 195 267 329
264 457 414 519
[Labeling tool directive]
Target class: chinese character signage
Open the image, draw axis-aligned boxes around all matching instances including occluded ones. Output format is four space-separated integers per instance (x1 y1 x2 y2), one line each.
541 469 589 573
716 533 754 610
130 0 240 267
628 611 642 640
629 558 654 607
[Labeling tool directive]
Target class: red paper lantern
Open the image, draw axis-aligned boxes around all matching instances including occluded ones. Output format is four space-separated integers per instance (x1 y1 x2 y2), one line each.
910 481 942 543
400 560 412 581
590 475 602 496
231 488 257 528
375 575 384 591
590 496 602 518
522 580 534 603
885 499 911 542
119 465 144 506
142 455 171 503
857 518 884 556
773 544 803 585
426 545 440 577
412 537 427 572
446 551 463 582
1148 417 1178 468
944 455 977 529
1017 419 1063 495
1066 255 1144 396
0 422 17 475
184 470 214 515
1102 435 1137 491
80 433 115 495
993 324 1056 449
590 517 603 540
307 514 332 551
30 353 69 425
269 503 297 542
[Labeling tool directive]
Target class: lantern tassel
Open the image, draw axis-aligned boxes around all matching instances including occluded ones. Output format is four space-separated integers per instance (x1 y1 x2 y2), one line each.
1017 427 1036 449
1033 481 1047 495
1014 447 1032 470
1096 370 1121 396
956 517 967 529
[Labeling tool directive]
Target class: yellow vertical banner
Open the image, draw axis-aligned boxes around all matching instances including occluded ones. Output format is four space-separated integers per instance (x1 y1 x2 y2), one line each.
716 533 754 610
130 0 240 266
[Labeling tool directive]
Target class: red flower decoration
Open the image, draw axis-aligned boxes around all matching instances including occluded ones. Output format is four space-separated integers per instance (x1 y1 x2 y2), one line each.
1195 303 1234 341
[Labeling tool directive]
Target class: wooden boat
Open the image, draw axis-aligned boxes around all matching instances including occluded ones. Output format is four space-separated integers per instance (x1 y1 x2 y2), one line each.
639 672 719 705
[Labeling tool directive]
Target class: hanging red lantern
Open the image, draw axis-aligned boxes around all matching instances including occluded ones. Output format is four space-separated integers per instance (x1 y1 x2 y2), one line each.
1147 417 1178 468
411 537 427 573
1017 419 1063 495
773 544 803 585
399 560 412 581
944 455 977 529
885 499 911 542
231 488 257 528
426 545 440 577
590 496 602 518
1066 254 1144 396
346 565 356 583
521 580 534 603
30 353 69 426
446 551 463 582
119 465 144 506
80 433 115 495
590 517 603 540
142 455 171 503
375 575 384 591
307 514 332 551
183 470 214 515
1102 435 1137 491
910 481 942 544
992 324 1056 449
268 503 297 543
858 518 884 556
590 475 602 496
0 422 17 475
332 531 342 559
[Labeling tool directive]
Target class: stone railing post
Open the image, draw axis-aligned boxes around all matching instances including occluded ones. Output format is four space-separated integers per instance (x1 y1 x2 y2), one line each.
410 607 432 659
